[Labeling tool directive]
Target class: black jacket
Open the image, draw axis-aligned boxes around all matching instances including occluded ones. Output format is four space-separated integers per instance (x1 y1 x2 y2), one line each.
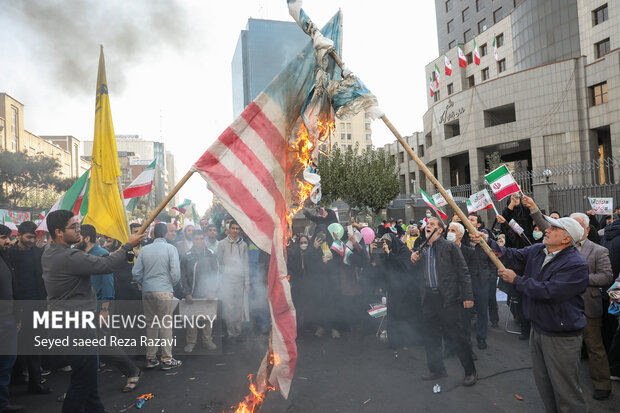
502 203 534 249
303 208 339 227
414 237 474 306
180 248 219 298
602 219 620 279
7 245 47 300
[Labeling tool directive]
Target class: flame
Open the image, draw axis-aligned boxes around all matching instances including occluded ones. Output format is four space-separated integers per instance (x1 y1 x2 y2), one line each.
286 119 334 223
227 352 280 413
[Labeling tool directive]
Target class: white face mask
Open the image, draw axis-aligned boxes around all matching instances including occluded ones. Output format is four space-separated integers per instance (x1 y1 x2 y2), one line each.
446 232 457 242
532 231 543 240
426 213 432 218
300 243 308 250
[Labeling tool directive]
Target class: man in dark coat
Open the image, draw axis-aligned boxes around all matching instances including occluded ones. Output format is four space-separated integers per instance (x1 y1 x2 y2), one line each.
411 217 477 386
476 215 589 412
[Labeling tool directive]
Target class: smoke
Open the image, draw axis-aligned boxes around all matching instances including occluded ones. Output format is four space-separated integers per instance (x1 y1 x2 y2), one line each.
6 0 191 94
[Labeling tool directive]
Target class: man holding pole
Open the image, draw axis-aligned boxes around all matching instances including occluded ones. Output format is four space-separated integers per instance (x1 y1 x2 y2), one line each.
411 217 478 386
472 215 589 412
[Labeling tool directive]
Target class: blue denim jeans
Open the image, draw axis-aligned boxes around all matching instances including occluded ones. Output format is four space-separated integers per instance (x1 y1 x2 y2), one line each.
0 317 18 410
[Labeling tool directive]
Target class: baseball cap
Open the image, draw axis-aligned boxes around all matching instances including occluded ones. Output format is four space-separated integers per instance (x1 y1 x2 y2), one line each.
543 216 584 244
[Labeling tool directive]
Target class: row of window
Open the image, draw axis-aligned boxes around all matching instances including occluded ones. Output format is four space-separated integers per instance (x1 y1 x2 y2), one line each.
433 58 506 102
445 0 487 17
338 144 373 151
447 7 503 38
340 133 372 140
448 33 503 54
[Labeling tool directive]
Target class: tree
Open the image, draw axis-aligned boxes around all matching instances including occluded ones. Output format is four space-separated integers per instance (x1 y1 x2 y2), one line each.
316 145 399 214
485 151 503 173
0 150 70 207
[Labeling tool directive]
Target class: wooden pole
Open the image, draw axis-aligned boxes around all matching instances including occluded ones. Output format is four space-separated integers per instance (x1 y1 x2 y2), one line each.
137 169 195 235
325 49 504 269
380 116 505 270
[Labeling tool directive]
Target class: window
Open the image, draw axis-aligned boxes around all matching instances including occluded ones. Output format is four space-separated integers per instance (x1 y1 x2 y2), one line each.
447 19 454 33
447 83 454 95
445 0 452 12
347 144 352 149
476 0 484 12
496 33 504 47
467 75 475 88
339 122 345 130
464 29 473 43
444 120 460 138
425 132 433 148
346 123 351 131
364 113 369 119
418 145 425 157
433 90 441 102
366 134 372 140
478 19 486 34
399 175 406 194
366 145 372 151
10 106 18 139
347 133 352 140
449 39 456 49
593 4 608 25
498 58 506 73
340 133 345 140
341 145 346 150
591 82 608 105
482 67 490 81
595 38 610 58
399 152 405 163
484 103 516 127
466 52 473 64
462 7 470 22
493 7 503 23
480 43 488 56
365 123 371 130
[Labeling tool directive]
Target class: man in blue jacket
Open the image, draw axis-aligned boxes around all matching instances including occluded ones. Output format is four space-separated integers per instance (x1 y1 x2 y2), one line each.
473 215 589 413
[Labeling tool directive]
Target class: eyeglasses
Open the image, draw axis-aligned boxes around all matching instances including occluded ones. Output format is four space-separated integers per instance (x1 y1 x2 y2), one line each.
65 223 80 231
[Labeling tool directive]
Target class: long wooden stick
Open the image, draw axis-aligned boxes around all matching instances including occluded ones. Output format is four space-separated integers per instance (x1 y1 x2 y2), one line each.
381 116 505 270
325 49 504 269
137 169 195 235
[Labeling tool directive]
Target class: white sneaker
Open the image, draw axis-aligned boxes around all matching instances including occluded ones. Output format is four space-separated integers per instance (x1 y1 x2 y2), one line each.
202 340 217 351
331 329 341 339
611 375 620 382
184 343 195 353
314 327 325 337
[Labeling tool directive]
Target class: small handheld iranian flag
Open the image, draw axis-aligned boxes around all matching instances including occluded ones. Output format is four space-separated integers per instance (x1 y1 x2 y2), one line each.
473 40 481 65
458 45 467 67
434 64 441 87
123 159 156 200
36 169 91 232
172 199 192 214
429 76 435 97
493 37 499 61
444 54 452 76
420 188 448 220
485 165 520 201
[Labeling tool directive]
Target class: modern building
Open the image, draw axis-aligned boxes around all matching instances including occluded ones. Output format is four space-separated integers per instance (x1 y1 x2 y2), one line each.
390 0 620 218
0 93 90 178
231 18 373 150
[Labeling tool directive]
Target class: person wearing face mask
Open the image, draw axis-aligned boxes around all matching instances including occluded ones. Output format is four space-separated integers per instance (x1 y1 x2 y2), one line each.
402 225 420 250
532 225 544 244
287 235 309 332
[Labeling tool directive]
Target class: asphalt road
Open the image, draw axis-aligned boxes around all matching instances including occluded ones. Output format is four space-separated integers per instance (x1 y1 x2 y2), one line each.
10 304 619 412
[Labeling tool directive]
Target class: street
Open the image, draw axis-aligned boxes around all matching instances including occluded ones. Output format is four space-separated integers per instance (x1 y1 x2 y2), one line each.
11 304 619 412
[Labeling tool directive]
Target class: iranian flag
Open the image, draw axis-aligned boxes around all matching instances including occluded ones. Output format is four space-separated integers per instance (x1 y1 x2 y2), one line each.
172 199 192 214
444 54 452 76
467 188 495 213
2 215 18 235
123 160 156 200
37 169 91 232
429 76 435 97
458 45 467 67
485 165 520 201
473 40 481 65
420 188 448 220
493 38 499 61
434 64 440 87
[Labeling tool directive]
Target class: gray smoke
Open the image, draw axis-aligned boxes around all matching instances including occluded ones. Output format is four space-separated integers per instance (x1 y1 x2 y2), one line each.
6 0 190 94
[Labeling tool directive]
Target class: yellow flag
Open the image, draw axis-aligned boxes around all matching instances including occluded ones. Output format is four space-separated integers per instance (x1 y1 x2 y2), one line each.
83 46 129 243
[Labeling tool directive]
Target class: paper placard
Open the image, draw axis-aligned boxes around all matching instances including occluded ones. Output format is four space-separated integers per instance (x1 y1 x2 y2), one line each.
588 197 613 215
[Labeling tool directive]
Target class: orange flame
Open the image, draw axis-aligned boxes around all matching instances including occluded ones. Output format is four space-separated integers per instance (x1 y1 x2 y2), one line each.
227 352 281 413
286 119 334 223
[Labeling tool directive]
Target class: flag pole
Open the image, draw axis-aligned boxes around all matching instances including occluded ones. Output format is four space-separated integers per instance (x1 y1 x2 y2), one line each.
137 169 195 235
325 50 504 269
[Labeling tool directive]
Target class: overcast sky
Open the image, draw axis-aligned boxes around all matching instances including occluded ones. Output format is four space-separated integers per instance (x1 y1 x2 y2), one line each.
0 0 438 213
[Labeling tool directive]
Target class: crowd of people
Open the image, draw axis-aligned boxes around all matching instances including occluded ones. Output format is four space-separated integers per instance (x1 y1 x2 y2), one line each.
0 191 619 412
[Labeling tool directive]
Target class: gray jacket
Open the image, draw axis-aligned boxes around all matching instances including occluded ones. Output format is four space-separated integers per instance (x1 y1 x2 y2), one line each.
132 238 181 293
216 236 249 285
42 242 130 311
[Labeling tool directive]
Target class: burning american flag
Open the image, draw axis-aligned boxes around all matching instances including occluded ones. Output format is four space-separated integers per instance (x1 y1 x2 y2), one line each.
192 10 344 401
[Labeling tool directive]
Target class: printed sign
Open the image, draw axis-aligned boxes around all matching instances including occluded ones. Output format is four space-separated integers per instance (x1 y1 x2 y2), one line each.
431 189 453 207
588 197 613 215
468 189 493 213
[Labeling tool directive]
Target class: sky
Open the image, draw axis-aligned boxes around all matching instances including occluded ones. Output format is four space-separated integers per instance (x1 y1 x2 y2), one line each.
0 0 438 214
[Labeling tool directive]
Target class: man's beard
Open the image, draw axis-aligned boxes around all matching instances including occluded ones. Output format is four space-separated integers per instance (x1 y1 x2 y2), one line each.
75 241 87 250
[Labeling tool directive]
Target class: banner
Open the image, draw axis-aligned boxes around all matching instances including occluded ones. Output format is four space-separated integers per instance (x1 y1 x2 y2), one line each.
588 197 613 215
431 189 453 207
468 189 494 213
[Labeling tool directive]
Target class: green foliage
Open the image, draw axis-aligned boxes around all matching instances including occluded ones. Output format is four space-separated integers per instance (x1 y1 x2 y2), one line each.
485 151 503 173
0 150 70 207
317 145 400 213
